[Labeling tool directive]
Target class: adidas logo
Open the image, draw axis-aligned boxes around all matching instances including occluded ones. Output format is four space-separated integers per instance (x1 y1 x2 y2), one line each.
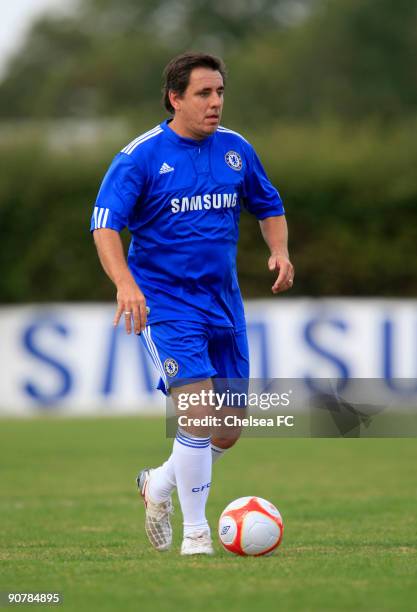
159 162 174 174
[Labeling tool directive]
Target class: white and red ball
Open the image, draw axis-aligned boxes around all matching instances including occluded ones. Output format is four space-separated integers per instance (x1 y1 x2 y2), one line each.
218 496 283 556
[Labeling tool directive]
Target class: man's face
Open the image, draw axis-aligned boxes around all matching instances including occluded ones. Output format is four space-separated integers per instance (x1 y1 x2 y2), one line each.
170 67 224 139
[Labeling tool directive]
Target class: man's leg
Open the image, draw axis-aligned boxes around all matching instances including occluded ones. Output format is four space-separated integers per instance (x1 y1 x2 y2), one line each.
143 324 244 504
138 322 245 553
169 380 214 553
140 379 220 554
140 399 242 553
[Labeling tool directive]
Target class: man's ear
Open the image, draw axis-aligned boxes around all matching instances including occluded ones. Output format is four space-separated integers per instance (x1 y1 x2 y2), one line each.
169 90 181 112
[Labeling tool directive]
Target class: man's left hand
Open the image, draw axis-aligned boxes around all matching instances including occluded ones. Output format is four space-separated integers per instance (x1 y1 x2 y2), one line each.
268 253 294 294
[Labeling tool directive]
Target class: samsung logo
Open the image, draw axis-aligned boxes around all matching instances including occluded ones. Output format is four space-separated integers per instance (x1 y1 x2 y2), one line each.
171 193 238 213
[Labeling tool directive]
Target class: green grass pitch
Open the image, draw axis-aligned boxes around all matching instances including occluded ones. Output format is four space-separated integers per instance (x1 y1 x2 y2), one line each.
1 417 416 611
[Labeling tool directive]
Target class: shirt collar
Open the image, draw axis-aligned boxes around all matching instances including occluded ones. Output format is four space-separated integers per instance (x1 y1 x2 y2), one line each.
161 119 214 147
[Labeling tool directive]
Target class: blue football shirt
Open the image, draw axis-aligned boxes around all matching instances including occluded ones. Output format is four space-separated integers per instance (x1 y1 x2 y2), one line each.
91 120 285 330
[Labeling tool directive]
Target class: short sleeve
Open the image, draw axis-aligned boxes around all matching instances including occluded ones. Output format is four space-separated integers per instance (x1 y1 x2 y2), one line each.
90 153 145 232
243 145 285 219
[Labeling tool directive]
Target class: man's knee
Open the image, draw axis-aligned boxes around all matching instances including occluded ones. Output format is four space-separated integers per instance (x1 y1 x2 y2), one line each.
211 432 241 449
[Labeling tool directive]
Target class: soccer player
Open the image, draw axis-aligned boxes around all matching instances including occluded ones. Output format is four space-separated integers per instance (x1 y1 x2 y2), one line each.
91 52 294 555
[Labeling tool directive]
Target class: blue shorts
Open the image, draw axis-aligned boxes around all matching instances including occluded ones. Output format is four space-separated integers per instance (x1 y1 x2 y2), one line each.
140 321 249 398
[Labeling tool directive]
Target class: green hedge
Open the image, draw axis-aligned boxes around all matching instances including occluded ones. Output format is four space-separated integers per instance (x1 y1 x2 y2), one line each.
1 119 416 302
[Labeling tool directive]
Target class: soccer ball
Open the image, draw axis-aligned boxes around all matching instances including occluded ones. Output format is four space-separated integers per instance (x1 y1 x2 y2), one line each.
218 496 283 556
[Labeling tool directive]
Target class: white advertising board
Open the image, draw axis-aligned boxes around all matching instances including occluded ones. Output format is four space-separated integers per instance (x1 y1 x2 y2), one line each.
0 300 416 415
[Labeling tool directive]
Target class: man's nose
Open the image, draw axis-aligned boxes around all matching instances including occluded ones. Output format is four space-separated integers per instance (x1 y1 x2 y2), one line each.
210 93 222 107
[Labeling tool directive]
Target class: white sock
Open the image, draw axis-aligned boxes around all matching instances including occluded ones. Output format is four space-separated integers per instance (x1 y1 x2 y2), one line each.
148 442 227 503
147 455 176 503
173 429 212 537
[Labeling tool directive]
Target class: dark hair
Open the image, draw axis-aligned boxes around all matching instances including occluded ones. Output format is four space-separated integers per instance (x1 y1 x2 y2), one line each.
162 52 227 114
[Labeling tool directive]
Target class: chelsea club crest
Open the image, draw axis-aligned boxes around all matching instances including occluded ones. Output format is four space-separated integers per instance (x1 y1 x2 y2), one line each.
225 150 243 171
164 358 179 377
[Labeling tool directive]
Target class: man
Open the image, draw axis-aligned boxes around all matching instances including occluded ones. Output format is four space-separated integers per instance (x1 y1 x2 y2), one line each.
91 52 294 555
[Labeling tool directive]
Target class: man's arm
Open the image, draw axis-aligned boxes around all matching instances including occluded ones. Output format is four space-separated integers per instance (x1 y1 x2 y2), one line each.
93 228 147 334
259 215 294 294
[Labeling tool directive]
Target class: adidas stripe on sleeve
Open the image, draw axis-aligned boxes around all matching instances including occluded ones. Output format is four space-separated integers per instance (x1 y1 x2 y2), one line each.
121 125 163 155
92 206 109 229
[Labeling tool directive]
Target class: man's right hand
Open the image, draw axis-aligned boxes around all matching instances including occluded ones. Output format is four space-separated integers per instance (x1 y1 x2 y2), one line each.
114 279 148 335
92 228 148 335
